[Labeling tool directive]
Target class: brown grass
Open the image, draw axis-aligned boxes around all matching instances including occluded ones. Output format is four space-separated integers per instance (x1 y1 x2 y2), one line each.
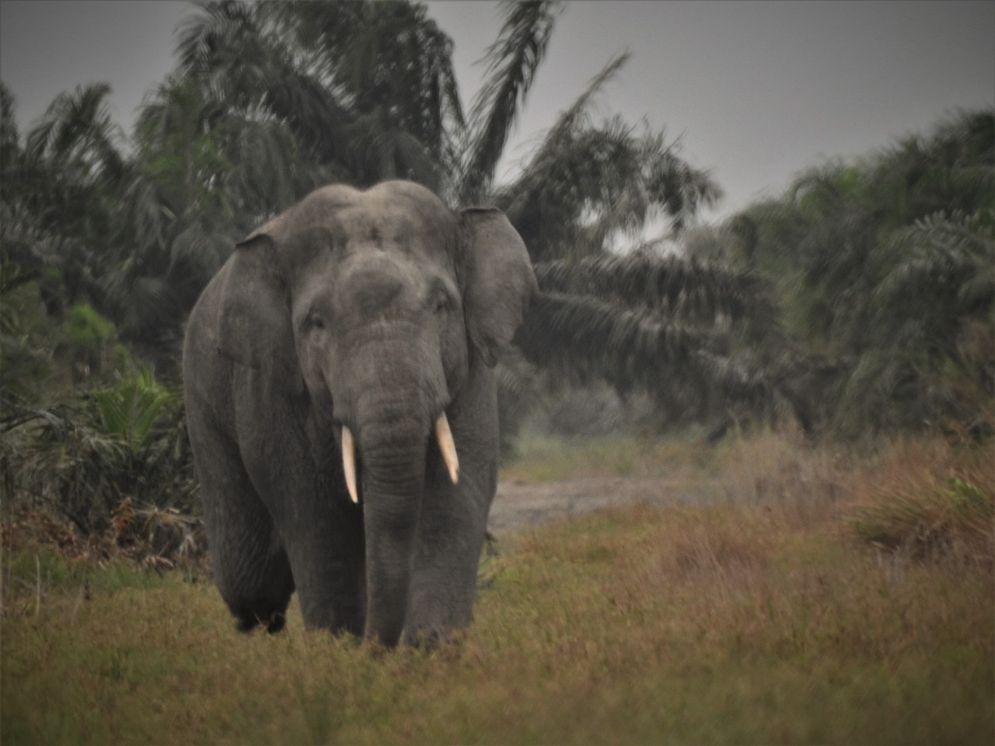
845 437 994 565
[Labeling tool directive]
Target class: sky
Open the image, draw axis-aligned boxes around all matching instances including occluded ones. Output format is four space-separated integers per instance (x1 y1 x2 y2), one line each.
1 0 992 221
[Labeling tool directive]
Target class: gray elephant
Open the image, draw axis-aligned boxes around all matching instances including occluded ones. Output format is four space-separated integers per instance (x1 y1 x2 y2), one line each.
182 180 536 646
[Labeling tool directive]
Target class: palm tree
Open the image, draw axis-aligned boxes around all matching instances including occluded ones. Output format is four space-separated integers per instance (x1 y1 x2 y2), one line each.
441 3 776 432
174 0 464 192
171 0 721 254
713 109 995 436
516 250 807 430
458 0 560 203
1 82 127 319
836 209 995 434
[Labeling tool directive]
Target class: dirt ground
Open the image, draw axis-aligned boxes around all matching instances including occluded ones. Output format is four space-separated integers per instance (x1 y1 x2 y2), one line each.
488 477 707 534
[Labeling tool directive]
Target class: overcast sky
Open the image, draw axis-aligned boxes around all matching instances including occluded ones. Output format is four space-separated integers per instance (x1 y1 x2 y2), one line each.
1 0 992 220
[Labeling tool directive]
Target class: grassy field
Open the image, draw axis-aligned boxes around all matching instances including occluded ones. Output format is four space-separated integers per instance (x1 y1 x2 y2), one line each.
2 434 993 744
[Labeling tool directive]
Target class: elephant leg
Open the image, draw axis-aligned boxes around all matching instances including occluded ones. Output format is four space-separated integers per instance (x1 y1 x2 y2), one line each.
405 371 499 646
217 512 294 635
278 496 365 636
231 395 366 636
188 414 294 633
404 485 491 645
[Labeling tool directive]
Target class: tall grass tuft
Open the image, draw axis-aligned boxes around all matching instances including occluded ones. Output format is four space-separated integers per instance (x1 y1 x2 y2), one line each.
848 438 994 565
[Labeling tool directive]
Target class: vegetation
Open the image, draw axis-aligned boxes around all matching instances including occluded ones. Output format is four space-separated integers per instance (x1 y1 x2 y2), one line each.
2 433 992 744
515 109 995 439
2 370 197 558
709 111 994 436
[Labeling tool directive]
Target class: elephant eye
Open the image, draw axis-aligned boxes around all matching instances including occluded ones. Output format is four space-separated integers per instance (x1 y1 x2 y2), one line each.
305 313 326 331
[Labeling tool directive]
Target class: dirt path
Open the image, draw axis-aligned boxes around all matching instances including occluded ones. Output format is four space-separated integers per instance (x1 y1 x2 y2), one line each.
488 477 709 534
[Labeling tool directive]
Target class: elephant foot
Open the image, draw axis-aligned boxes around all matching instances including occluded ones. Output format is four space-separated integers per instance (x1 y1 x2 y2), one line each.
233 605 288 634
266 612 286 633
402 624 468 650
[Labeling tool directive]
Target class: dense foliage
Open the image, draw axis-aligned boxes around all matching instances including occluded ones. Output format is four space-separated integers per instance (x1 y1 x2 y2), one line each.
713 111 994 436
522 108 994 439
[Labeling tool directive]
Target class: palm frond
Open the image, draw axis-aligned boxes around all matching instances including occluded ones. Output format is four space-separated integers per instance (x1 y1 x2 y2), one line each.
175 0 256 75
101 261 182 341
515 291 778 417
92 370 174 450
24 82 127 186
498 115 643 259
499 116 720 259
491 52 719 258
641 132 723 233
535 51 629 149
259 0 465 187
117 173 172 255
217 110 308 211
166 220 232 288
0 81 19 170
873 210 994 344
460 0 561 201
533 253 777 330
176 0 352 164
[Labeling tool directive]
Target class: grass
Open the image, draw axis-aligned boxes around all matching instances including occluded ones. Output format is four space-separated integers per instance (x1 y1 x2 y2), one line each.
2 433 993 744
848 437 994 565
499 431 711 483
499 428 850 518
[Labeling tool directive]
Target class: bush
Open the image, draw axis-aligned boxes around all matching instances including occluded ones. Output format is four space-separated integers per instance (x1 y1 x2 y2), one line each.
2 370 202 564
0 267 55 401
61 303 117 381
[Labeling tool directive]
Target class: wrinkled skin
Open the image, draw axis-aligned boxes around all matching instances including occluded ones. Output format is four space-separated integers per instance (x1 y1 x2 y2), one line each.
182 181 536 646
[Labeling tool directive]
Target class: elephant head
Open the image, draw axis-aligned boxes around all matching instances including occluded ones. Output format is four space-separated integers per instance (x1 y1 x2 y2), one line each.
212 181 535 644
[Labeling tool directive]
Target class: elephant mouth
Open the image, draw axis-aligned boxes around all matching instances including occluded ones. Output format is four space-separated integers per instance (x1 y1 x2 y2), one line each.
339 413 459 504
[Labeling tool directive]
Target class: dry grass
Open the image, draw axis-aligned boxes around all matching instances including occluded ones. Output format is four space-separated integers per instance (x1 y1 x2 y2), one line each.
846 437 994 565
2 432 993 744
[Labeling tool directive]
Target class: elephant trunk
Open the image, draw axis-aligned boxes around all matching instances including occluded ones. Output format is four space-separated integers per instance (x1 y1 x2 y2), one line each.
354 404 429 647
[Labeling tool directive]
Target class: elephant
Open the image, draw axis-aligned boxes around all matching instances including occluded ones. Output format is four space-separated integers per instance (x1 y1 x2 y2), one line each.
182 180 536 646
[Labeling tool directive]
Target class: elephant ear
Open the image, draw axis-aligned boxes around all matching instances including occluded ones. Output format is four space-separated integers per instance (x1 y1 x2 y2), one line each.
460 207 538 367
215 228 291 370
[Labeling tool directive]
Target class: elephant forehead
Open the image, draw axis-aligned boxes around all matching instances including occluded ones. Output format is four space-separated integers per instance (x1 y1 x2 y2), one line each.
285 182 458 263
338 208 456 267
337 206 420 246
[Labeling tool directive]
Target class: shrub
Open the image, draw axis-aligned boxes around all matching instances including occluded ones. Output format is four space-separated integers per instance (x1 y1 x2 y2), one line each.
91 369 172 450
2 370 202 563
61 304 117 381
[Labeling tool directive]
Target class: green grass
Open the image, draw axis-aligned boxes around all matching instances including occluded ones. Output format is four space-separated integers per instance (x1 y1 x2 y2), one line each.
3 486 992 744
2 550 174 604
500 430 727 484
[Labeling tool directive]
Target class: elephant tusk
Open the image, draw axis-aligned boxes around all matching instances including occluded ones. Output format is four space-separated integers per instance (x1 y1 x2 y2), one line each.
435 413 459 485
341 426 359 504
